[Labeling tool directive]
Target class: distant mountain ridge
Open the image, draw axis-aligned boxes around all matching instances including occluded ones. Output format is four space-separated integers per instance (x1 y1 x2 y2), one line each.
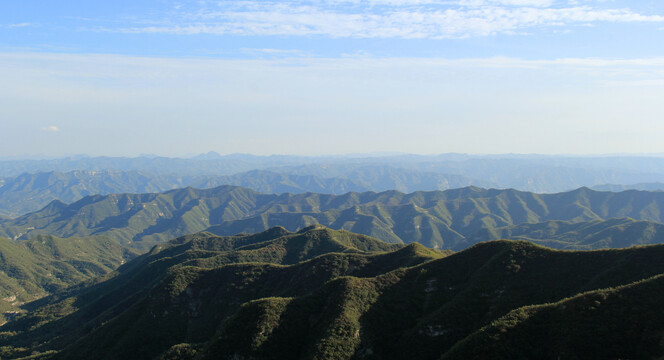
592 182 664 192
0 168 484 217
1 153 664 193
3 185 664 251
0 170 184 217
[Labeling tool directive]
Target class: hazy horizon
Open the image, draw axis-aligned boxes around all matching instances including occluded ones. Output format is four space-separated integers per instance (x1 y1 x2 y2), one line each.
4 150 664 161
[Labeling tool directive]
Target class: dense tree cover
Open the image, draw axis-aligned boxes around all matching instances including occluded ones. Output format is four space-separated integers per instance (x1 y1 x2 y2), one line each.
0 226 661 359
3 185 664 251
0 235 137 320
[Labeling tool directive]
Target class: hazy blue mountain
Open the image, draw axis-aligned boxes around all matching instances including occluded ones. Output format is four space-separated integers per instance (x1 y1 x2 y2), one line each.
268 164 493 193
0 170 370 217
2 154 664 193
0 171 187 217
0 156 255 178
592 182 664 192
416 158 664 192
191 151 224 160
189 169 370 195
277 159 664 193
0 154 336 178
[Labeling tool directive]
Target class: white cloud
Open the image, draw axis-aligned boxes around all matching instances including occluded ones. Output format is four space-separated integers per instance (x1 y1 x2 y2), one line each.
3 22 36 29
108 1 664 38
459 0 556 7
41 125 60 132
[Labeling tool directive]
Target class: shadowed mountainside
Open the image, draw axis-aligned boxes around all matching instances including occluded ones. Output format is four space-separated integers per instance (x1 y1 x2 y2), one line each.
1 227 661 359
0 226 442 359
441 274 664 360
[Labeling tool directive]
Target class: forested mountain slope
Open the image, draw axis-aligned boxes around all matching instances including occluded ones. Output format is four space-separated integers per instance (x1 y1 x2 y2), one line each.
1 227 661 359
0 226 442 359
0 234 137 321
2 186 664 250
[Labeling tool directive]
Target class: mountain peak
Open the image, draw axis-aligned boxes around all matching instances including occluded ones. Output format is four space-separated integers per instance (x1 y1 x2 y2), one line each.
297 224 327 233
193 151 223 160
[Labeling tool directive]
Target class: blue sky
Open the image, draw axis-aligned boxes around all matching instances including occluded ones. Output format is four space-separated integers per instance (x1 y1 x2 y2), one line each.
1 0 664 157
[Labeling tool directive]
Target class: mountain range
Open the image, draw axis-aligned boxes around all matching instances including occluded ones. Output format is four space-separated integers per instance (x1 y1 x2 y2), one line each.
3 185 664 252
2 153 664 196
0 168 483 217
592 182 664 192
4 184 664 330
1 226 661 359
2 175 664 359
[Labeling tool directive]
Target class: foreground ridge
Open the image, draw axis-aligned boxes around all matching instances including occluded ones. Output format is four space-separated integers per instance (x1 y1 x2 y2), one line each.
0 227 661 359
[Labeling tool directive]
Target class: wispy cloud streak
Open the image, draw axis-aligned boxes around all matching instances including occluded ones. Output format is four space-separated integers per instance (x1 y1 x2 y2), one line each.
107 0 664 38
3 22 37 29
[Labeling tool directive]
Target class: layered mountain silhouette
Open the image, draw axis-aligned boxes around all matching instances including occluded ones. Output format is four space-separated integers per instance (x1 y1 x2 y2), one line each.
1 226 662 359
2 153 664 212
0 168 483 217
3 185 664 328
592 182 664 192
0 170 365 218
3 185 664 251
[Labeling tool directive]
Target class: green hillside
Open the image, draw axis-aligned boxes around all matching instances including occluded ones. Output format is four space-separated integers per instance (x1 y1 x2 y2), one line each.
442 274 664 360
1 228 661 359
0 235 137 321
3 185 664 251
467 217 664 250
0 226 441 359
202 241 664 360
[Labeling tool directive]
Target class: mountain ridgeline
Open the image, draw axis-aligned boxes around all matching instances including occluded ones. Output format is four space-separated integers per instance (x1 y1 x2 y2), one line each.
0 226 661 359
0 168 483 217
2 153 664 194
0 170 364 218
2 185 664 251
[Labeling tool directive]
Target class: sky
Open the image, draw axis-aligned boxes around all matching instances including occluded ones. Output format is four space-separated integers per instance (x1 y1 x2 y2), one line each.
1 0 664 157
